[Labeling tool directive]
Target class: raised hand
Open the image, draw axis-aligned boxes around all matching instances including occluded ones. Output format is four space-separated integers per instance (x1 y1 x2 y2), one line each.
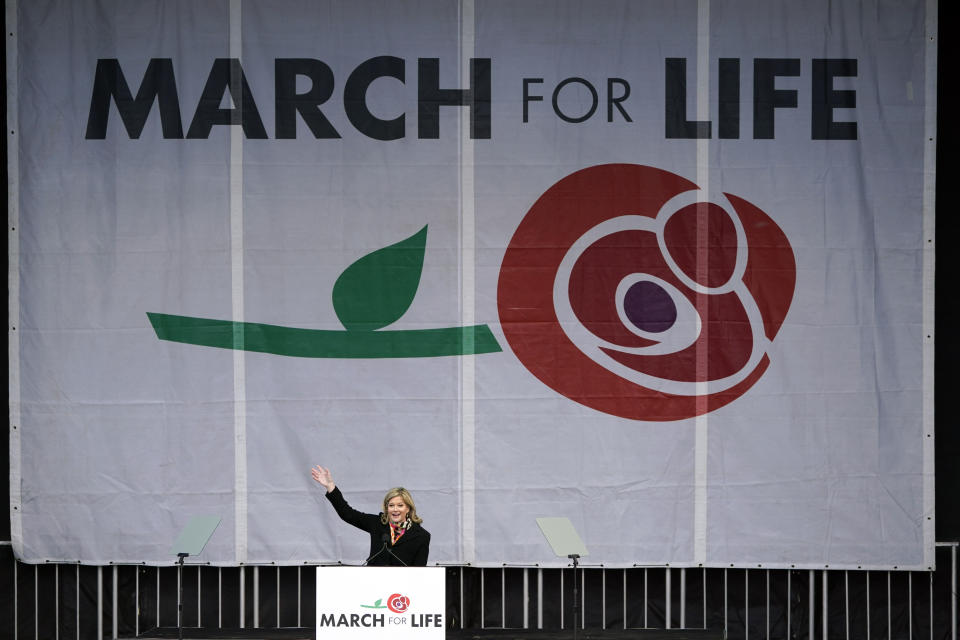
310 465 336 492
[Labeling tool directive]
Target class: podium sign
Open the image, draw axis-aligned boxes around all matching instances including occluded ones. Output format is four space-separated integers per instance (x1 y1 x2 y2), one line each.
316 566 445 640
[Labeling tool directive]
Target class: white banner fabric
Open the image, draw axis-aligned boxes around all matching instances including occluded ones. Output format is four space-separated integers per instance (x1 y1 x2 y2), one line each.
7 0 936 569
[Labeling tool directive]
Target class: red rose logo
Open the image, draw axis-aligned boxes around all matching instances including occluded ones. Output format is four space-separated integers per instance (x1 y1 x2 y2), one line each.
498 164 796 421
387 593 410 613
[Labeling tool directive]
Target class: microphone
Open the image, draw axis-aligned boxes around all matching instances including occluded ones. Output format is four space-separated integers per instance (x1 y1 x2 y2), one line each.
385 547 408 566
384 534 408 567
362 533 389 566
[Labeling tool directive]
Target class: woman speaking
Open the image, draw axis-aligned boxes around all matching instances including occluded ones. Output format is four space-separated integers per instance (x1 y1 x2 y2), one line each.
311 465 430 566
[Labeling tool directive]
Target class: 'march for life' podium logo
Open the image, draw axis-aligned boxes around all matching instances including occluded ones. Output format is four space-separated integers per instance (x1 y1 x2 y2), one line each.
497 163 797 422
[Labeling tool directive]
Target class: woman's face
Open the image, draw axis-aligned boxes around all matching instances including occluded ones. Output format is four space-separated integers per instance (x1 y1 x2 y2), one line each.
386 496 410 524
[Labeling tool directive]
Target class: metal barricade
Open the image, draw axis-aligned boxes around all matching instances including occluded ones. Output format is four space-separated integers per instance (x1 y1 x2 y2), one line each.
2 542 957 640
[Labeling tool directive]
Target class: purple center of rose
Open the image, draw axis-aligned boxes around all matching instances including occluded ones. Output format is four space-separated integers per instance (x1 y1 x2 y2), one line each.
623 281 677 333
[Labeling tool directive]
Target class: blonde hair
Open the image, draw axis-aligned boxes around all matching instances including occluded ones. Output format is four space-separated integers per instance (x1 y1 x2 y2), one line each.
380 487 423 525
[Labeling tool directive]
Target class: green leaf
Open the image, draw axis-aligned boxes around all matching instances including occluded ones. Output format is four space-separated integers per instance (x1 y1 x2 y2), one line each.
332 226 428 331
374 598 382 607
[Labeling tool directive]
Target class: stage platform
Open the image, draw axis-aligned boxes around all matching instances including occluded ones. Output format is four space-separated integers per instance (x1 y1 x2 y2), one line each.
134 628 724 640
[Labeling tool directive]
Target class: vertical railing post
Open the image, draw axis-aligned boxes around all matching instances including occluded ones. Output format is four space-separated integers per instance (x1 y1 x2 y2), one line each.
112 565 118 639
666 567 672 630
481 566 486 628
822 570 828 640
745 569 749 640
909 572 914 640
253 566 259 629
197 566 202 629
680 567 686 629
845 571 850 640
239 566 245 629
57 564 61 640
644 568 649 629
97 566 103 640
703 568 707 630
523 568 530 629
723 568 728 639
787 570 791 640
35 564 39 640
766 570 770 640
501 568 506 629
537 568 543 630
602 568 606 630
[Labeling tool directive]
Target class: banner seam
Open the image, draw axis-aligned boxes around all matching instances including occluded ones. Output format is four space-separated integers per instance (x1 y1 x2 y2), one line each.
6 0 22 557
459 0 477 566
693 0 710 568
230 0 248 565
921 0 937 571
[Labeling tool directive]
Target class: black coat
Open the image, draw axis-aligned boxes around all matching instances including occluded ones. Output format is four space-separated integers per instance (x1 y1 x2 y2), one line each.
324 487 430 566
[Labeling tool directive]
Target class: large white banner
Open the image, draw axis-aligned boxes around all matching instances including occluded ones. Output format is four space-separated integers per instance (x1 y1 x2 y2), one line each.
7 0 936 569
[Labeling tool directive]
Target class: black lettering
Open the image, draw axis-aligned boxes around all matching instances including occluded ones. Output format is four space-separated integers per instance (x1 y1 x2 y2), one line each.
85 58 183 139
344 56 405 140
753 58 800 139
417 58 491 139
275 58 340 139
319 614 335 627
522 78 544 123
607 78 632 122
186 58 267 139
718 58 740 139
812 58 857 140
664 58 710 139
552 77 598 123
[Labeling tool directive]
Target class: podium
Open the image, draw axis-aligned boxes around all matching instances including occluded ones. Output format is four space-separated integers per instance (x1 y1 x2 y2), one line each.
316 566 445 640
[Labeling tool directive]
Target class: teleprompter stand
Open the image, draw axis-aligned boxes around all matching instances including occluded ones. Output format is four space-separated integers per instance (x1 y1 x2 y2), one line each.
170 515 220 640
536 517 589 640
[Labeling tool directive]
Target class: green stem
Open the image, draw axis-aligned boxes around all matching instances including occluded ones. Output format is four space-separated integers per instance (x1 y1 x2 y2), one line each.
147 313 502 358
